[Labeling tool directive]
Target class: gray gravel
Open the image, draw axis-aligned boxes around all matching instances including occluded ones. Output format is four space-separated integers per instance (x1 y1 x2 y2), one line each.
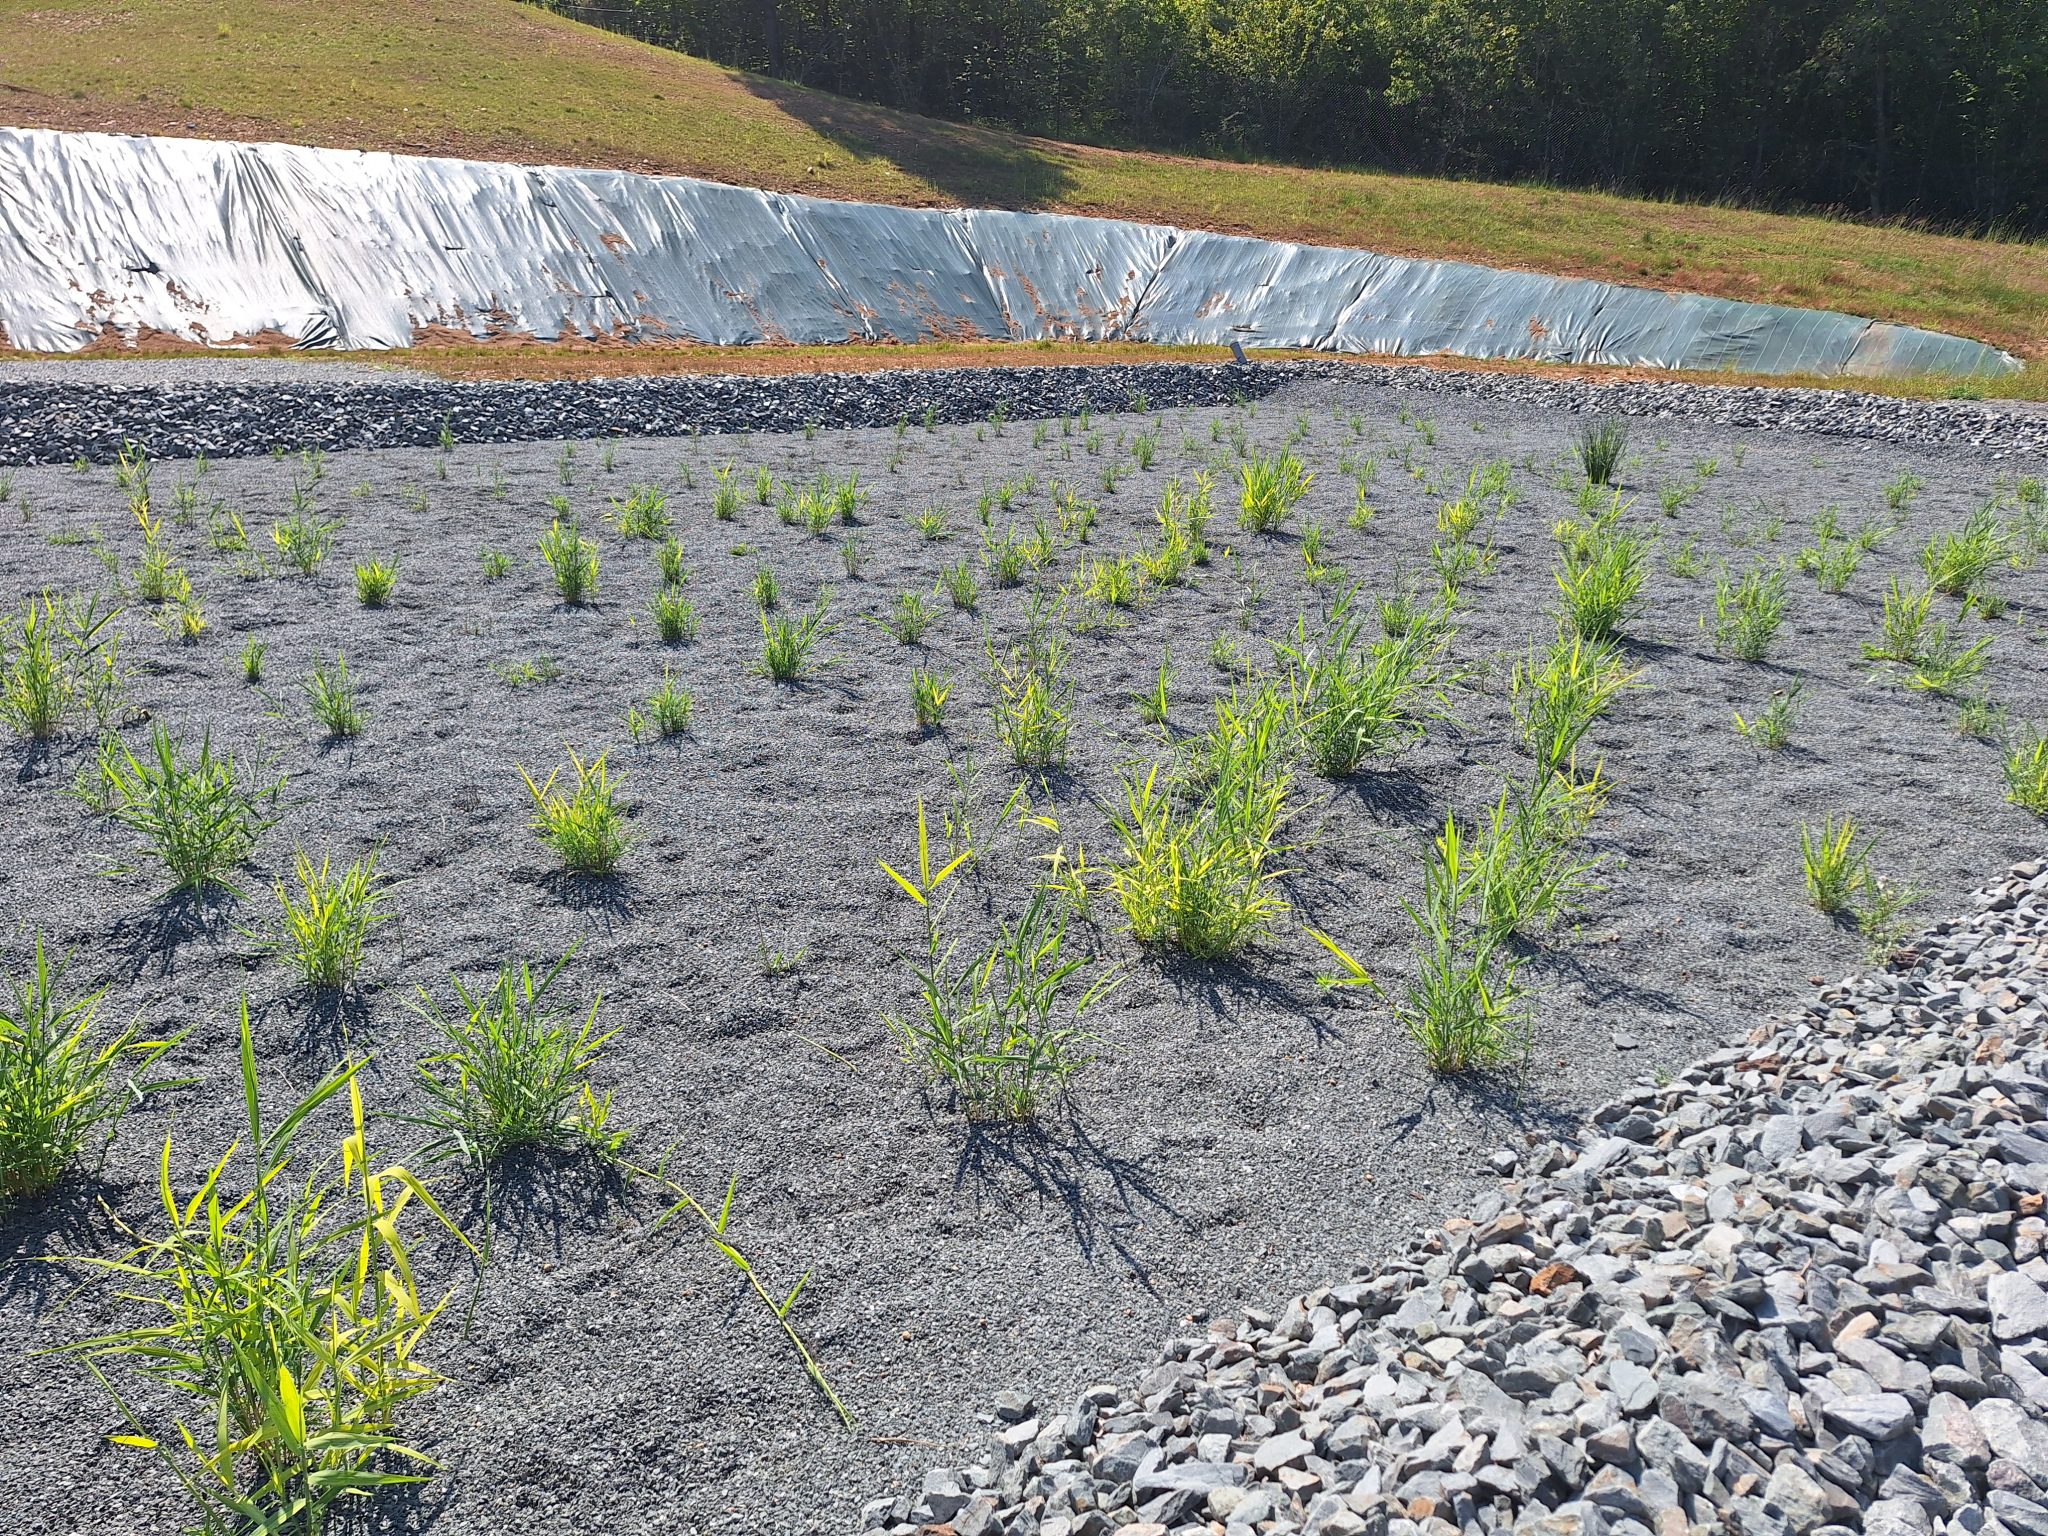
0 379 2043 1536
886 858 2048 1536
2 358 2048 467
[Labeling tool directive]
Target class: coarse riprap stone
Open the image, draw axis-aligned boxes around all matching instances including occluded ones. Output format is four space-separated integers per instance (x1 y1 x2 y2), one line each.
870 856 2048 1536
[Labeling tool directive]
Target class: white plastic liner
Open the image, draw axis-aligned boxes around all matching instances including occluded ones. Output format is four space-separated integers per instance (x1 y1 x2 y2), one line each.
0 127 2017 377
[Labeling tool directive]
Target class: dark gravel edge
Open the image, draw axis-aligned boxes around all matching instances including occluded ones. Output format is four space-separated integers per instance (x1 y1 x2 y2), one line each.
4 359 2048 466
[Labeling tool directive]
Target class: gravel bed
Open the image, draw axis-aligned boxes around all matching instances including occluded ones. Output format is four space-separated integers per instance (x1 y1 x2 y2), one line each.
0 382 2043 1535
885 858 2048 1536
2 358 2047 467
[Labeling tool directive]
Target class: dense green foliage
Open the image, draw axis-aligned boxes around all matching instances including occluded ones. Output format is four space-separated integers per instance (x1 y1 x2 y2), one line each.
536 0 2048 231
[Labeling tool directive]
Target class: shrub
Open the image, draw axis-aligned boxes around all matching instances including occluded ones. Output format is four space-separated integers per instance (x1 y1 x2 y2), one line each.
1709 562 1790 660
2006 727 2048 816
1278 591 1446 777
353 559 397 607
1237 452 1313 532
538 519 599 605
85 725 281 892
0 591 123 739
652 588 699 644
1555 529 1649 641
909 667 952 731
883 886 1110 1121
1108 688 1293 958
61 1011 468 1536
627 668 694 742
758 604 836 682
258 849 391 989
304 654 364 739
411 951 622 1162
1576 418 1628 485
1508 631 1641 778
520 748 630 874
0 938 179 1202
1799 814 1872 913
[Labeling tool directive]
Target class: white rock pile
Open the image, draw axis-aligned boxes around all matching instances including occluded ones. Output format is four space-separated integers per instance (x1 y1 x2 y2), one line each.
875 857 2048 1536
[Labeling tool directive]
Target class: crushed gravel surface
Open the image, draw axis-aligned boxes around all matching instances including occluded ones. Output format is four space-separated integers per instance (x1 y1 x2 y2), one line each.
0 375 2044 1535
2 359 2048 467
884 857 2048 1536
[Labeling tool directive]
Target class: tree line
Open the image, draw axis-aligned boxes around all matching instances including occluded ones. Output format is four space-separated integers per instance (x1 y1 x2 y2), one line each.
534 0 2048 233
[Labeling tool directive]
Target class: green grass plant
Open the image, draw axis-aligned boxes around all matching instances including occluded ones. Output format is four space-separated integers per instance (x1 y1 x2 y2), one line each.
1576 419 1628 485
1709 562 1790 660
2005 726 2048 815
538 519 599 605
0 591 123 739
0 938 180 1202
304 654 365 739
1277 590 1446 777
353 559 396 606
909 667 952 731
258 849 391 989
520 748 630 873
85 726 281 892
607 483 671 539
758 603 836 682
652 588 699 643
1237 451 1312 532
627 668 695 742
1799 814 1872 913
1508 630 1641 778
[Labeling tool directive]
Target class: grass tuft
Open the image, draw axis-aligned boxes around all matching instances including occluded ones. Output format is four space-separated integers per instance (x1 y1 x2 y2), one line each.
520 748 630 874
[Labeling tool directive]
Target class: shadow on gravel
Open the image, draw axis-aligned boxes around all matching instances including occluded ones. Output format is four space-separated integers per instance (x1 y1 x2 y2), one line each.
1515 942 1704 1023
455 1150 632 1266
952 1115 1186 1288
256 986 375 1066
531 871 637 932
1151 954 1336 1042
1340 767 1437 827
109 889 237 978
1374 1071 1582 1156
0 1177 128 1315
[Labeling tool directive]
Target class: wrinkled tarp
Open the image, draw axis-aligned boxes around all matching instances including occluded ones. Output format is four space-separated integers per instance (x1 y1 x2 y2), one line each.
0 127 2018 377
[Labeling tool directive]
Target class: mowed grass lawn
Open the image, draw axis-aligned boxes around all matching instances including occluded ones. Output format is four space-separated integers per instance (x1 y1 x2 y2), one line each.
3 0 2046 368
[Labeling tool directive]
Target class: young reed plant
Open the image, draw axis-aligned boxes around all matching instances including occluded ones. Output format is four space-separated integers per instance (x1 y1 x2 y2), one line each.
1799 814 1873 914
351 559 396 608
257 849 392 990
1395 812 1528 1072
538 519 600 605
1708 562 1790 661
0 591 123 739
84 726 281 893
652 588 700 644
59 1015 471 1536
758 603 837 682
2006 726 2048 816
627 668 694 742
0 938 180 1202
1920 506 2006 596
411 951 622 1163
1865 577 1937 664
1734 684 1802 751
1237 451 1313 532
1555 528 1650 642
270 509 341 576
1508 630 1642 779
988 632 1075 769
909 667 953 732
520 748 630 874
655 537 689 587
1277 589 1447 778
872 591 936 645
1469 773 1606 942
1109 687 1294 958
304 654 365 739
607 483 671 539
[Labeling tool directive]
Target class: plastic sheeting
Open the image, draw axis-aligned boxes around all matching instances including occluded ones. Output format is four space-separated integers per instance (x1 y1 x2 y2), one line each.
0 127 2018 377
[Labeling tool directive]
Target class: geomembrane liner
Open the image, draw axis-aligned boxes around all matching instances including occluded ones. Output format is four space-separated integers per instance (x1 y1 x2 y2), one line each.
0 127 2018 377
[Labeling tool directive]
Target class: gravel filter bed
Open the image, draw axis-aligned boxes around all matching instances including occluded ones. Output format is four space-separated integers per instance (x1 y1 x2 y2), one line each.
886 857 2048 1536
0 382 2044 1535
3 357 2048 467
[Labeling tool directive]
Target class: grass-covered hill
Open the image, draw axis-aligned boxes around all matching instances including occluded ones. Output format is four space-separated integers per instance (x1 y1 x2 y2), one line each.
2 0 2045 364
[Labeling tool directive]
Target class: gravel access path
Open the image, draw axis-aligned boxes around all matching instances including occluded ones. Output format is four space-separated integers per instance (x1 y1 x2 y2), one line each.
883 857 2048 1536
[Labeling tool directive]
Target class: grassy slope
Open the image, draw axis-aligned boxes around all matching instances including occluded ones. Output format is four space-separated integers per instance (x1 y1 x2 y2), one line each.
3 0 2046 364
